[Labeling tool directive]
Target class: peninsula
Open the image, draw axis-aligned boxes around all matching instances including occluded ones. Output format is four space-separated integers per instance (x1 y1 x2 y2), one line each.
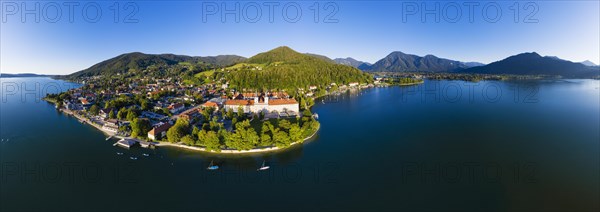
45 47 373 153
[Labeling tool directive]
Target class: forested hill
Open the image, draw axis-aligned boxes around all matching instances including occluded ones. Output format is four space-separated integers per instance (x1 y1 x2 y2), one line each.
461 52 600 78
225 46 373 90
67 52 246 79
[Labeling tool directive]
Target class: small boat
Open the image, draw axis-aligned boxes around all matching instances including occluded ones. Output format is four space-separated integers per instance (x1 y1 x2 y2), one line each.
116 152 123 155
105 136 113 141
130 157 138 160
207 160 219 170
142 153 150 157
257 160 270 171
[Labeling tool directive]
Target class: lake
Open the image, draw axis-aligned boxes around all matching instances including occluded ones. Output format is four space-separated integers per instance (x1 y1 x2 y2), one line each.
1 77 598 211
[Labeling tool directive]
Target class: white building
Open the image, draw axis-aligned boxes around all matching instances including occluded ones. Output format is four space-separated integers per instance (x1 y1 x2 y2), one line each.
224 96 299 115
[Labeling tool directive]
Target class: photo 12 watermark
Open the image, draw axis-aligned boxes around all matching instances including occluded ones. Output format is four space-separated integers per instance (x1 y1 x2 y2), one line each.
201 1 339 23
198 161 340 185
399 81 539 104
401 1 539 23
1 1 139 23
0 161 141 185
1 81 79 103
397 161 540 185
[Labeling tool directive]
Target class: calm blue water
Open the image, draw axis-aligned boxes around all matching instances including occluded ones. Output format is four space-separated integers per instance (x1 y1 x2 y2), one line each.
1 77 598 211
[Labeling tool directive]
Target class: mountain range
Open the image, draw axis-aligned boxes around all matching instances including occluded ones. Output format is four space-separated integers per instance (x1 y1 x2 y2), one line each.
460 52 599 77
0 73 57 78
580 60 598 67
333 58 372 70
64 47 599 80
360 51 472 72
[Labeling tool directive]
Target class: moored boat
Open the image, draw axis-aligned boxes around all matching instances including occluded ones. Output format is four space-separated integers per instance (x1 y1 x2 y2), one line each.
257 160 270 171
207 160 219 170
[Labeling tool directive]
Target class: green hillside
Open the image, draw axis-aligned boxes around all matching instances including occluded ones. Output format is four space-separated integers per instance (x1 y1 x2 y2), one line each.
67 52 246 79
225 46 372 90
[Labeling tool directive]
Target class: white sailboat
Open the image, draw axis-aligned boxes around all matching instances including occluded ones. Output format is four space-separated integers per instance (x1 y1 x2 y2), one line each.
257 160 270 171
207 160 219 170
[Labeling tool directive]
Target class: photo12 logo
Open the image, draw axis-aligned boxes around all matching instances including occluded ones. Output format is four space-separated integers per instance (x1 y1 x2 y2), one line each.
201 1 339 23
1 1 139 23
401 1 539 23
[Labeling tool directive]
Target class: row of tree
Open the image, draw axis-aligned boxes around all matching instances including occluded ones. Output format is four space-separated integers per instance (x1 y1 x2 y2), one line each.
165 109 319 152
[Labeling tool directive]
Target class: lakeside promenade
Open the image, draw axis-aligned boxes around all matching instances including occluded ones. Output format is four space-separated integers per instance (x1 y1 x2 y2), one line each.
58 108 319 154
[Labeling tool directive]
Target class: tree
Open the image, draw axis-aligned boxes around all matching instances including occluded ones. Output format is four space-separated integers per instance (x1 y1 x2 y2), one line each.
204 131 221 152
226 120 259 150
167 118 190 143
192 126 201 140
196 129 207 145
201 108 212 121
259 133 272 147
237 106 244 118
226 109 234 120
108 109 116 119
289 124 303 142
89 105 100 115
209 116 222 131
141 100 150 110
273 130 291 148
232 117 238 128
162 108 172 116
126 109 138 121
56 101 64 109
181 135 195 146
131 118 151 138
117 107 127 120
278 119 292 132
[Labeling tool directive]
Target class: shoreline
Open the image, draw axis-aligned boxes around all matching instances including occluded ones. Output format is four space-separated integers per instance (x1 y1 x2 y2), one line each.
156 123 320 154
54 104 320 154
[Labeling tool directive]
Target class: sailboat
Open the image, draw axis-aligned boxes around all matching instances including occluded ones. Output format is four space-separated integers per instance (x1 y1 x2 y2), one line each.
207 160 219 170
257 160 270 171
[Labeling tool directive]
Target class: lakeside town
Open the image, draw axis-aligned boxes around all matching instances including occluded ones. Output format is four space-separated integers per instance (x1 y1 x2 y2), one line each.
44 72 407 153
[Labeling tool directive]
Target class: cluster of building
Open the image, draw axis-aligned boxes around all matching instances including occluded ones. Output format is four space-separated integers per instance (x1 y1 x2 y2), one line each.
58 77 307 141
223 92 299 117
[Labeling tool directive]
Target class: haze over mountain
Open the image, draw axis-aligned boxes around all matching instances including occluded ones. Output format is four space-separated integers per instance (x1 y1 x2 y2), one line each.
333 57 372 69
580 60 598 67
461 52 600 77
0 73 57 78
363 51 468 72
461 62 486 67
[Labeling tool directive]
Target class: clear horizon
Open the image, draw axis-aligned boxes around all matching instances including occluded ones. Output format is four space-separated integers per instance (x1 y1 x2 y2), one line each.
1 1 599 75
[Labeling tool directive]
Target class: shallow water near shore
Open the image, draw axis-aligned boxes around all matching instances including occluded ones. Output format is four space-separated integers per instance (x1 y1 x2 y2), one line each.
1 77 598 211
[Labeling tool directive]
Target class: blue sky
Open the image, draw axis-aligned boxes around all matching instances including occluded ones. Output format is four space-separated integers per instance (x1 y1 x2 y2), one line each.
1 0 599 74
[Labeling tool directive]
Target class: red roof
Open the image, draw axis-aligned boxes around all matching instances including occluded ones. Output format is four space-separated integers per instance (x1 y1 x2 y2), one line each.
148 123 172 136
225 100 254 106
202 102 218 107
268 99 298 105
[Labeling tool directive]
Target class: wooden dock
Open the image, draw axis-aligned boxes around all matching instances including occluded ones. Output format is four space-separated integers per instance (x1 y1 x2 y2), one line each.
114 138 137 149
